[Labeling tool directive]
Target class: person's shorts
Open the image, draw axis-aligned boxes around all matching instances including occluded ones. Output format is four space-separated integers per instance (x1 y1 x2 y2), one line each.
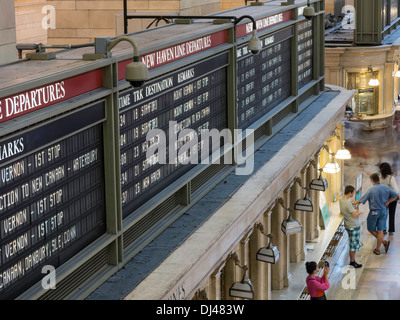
346 227 361 251
367 209 387 232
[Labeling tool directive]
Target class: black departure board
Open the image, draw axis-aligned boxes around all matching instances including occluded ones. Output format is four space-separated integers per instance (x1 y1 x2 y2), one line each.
298 20 313 89
119 53 229 218
0 102 106 299
237 27 293 129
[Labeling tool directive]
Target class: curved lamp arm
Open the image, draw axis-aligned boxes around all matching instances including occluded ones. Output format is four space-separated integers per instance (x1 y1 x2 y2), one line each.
107 36 140 61
294 177 309 191
254 223 274 247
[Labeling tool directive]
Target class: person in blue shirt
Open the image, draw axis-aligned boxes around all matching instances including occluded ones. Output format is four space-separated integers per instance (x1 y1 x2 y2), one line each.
353 173 398 255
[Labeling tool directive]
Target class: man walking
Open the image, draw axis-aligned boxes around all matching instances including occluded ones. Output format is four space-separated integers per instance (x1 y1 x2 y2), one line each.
353 174 398 255
340 185 363 267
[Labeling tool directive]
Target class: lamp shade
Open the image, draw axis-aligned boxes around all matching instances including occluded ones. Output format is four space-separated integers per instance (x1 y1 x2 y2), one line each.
309 176 328 191
368 78 379 86
229 279 254 299
281 217 303 235
323 160 340 174
294 195 313 212
256 246 280 264
335 148 351 160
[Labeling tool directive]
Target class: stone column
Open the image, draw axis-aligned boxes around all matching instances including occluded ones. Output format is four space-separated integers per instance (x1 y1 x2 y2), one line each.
223 253 239 300
306 158 320 240
313 153 322 232
209 262 225 300
271 191 290 289
290 176 306 263
250 222 266 300
249 207 273 300
384 62 395 115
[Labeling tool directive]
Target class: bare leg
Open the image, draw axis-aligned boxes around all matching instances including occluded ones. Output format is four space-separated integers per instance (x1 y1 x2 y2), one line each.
376 231 384 251
349 251 356 263
369 230 378 239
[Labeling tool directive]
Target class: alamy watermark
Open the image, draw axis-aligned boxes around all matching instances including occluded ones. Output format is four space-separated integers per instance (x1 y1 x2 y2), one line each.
341 265 357 290
41 5 56 30
146 121 255 176
41 265 56 290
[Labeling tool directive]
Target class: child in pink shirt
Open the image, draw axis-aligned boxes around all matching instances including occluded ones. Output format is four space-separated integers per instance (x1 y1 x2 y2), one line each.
305 261 330 300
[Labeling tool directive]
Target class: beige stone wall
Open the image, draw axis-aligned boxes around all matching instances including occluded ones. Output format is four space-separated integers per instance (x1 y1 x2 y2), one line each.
47 0 222 45
219 0 277 12
0 0 17 64
15 0 48 45
220 0 243 12
180 0 220 15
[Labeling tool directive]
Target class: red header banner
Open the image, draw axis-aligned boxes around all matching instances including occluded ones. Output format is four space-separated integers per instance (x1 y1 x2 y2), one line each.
236 10 292 38
118 30 228 80
0 69 103 124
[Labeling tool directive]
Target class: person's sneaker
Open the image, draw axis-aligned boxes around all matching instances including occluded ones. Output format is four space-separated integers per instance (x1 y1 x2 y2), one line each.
350 262 362 268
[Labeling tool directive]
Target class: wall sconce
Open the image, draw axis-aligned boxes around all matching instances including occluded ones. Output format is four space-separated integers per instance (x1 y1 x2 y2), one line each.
277 198 303 235
293 177 313 212
308 160 328 191
228 253 254 299
322 145 340 174
332 131 351 160
368 67 379 86
254 223 280 264
323 159 341 173
335 141 352 160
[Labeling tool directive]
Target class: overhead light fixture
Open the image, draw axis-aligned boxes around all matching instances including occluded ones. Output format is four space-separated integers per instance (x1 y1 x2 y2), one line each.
335 148 351 160
293 177 314 212
309 173 328 191
282 215 303 235
323 158 341 173
330 131 351 160
368 67 379 86
368 78 379 86
335 140 351 160
294 195 313 212
308 160 328 191
322 145 341 174
228 253 254 299
254 223 280 264
277 198 303 235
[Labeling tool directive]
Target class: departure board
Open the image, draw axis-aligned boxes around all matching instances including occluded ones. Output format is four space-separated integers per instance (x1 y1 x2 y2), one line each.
0 102 106 299
298 20 313 89
237 27 293 129
119 53 229 218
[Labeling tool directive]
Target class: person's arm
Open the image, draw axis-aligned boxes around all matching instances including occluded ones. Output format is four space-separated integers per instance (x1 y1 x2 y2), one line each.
351 208 361 218
385 188 399 207
386 196 398 207
314 270 330 291
353 193 367 205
